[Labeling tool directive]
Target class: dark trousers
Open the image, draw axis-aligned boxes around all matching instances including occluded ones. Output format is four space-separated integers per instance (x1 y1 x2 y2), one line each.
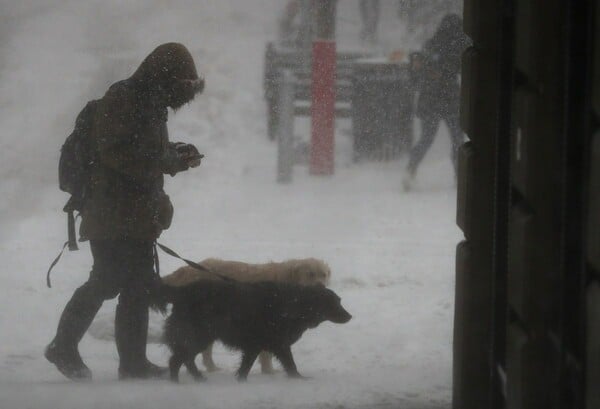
51 239 157 370
407 113 464 176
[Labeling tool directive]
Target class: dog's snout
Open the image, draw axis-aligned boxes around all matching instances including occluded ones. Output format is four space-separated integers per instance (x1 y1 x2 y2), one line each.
330 306 352 324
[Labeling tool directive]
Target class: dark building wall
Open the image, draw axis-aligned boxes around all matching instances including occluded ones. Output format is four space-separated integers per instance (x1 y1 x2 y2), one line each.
455 1 598 408
585 2 600 408
454 0 508 408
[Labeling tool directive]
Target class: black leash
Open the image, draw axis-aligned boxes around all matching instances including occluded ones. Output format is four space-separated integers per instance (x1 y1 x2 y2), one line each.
46 238 234 288
46 241 69 288
155 242 235 283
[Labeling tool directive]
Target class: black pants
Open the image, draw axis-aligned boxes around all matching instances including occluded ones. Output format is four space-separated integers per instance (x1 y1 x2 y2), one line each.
407 113 464 176
51 239 157 370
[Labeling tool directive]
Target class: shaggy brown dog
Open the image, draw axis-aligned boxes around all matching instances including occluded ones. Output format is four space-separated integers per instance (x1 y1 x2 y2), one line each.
161 258 331 373
161 280 351 382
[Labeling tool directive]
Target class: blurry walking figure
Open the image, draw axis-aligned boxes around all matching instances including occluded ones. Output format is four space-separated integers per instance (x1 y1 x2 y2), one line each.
359 0 380 45
279 0 315 49
403 13 468 191
397 0 417 33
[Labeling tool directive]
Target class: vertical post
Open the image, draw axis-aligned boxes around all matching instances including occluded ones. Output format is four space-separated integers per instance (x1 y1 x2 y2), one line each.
277 70 295 183
310 0 337 175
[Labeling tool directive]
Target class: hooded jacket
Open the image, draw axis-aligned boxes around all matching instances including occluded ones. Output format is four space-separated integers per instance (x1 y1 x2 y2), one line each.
80 43 202 240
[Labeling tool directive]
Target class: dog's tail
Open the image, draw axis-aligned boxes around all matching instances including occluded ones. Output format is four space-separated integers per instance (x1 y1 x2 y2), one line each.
148 282 179 315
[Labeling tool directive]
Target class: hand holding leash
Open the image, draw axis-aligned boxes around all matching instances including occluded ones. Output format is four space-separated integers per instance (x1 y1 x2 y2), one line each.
174 142 203 168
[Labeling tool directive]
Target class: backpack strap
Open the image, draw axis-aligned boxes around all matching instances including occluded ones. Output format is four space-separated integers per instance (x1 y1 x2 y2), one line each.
63 196 80 251
46 202 80 288
155 242 235 283
67 210 78 251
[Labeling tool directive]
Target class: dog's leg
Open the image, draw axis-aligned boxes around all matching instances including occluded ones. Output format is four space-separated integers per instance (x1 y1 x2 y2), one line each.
259 351 276 374
274 346 306 379
184 356 206 382
202 342 220 372
169 353 185 383
236 349 260 382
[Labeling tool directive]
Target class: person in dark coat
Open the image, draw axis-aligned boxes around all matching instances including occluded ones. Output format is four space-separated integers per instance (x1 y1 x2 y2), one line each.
403 13 469 190
45 43 204 380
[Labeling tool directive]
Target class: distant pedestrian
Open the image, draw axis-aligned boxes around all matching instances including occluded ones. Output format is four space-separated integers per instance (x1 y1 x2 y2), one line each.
403 13 469 191
397 0 417 32
359 0 380 44
279 0 316 48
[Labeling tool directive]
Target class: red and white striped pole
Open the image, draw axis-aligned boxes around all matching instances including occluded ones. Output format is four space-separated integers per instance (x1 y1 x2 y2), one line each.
310 0 337 175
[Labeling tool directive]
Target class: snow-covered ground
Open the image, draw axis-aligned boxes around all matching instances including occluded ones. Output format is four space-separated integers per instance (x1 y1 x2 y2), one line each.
0 2 461 408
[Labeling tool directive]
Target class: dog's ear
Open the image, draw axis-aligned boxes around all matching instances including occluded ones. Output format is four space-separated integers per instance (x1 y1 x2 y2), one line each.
306 259 331 286
280 295 301 319
280 293 315 321
304 270 319 284
290 263 328 286
288 263 306 284
280 287 333 328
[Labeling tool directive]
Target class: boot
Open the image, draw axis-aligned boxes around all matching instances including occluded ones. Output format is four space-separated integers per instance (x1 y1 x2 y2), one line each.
45 341 91 381
45 285 102 380
115 295 167 380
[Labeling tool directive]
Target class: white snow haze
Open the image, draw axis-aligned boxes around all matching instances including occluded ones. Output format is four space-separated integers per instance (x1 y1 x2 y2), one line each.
0 1 461 408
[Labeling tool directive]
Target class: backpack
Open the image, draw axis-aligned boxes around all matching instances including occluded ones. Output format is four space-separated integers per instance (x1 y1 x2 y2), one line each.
46 100 99 287
58 99 99 250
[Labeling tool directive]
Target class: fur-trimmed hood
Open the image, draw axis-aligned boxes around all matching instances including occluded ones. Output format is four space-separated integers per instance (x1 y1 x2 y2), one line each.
131 42 204 109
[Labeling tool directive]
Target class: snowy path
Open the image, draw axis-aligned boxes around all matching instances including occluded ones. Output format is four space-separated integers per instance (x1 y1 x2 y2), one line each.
0 2 460 408
1 166 458 409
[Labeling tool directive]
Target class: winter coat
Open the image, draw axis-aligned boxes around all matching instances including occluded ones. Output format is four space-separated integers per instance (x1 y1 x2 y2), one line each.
416 14 469 120
79 43 201 240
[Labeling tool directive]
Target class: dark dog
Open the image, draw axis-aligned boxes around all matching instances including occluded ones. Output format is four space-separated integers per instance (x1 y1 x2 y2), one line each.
160 281 351 382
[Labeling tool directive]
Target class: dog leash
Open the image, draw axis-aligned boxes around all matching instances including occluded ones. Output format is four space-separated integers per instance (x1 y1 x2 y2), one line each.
155 242 235 283
46 239 235 288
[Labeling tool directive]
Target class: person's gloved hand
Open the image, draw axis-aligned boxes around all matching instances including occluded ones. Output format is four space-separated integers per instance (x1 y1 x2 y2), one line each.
174 142 203 168
163 142 203 176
